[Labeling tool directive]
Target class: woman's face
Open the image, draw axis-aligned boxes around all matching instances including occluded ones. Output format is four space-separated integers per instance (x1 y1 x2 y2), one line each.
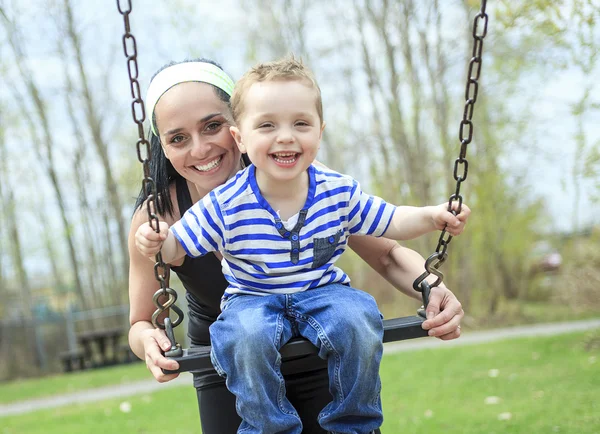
154 82 241 195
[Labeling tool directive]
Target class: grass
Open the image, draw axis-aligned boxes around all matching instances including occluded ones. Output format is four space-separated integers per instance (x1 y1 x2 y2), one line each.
0 361 148 405
1 331 599 433
379 331 599 433
0 387 200 434
461 297 600 329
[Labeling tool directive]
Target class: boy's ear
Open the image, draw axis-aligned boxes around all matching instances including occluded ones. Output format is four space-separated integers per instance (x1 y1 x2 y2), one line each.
319 121 326 139
230 126 246 154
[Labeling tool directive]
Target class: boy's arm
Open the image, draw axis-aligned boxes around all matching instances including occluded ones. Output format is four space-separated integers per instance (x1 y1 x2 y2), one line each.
135 221 187 264
161 231 187 264
383 203 468 241
384 206 437 240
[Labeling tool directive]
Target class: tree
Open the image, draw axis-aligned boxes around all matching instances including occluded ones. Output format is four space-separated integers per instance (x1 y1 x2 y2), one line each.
62 0 129 282
0 103 46 371
0 6 90 311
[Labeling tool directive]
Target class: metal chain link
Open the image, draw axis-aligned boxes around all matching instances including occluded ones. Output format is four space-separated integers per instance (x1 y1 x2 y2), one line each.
116 0 184 334
413 0 488 293
116 0 487 322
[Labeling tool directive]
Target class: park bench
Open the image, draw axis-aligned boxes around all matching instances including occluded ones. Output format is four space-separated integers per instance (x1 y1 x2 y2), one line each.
58 349 86 372
60 328 136 372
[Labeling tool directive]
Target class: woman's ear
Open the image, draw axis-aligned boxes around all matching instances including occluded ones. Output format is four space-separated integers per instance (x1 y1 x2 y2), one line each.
230 126 246 154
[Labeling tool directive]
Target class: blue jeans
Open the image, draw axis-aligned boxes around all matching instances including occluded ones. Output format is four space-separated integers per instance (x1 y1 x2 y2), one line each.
209 283 384 434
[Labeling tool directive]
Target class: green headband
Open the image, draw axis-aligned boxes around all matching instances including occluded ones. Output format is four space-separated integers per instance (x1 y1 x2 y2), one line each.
146 62 235 136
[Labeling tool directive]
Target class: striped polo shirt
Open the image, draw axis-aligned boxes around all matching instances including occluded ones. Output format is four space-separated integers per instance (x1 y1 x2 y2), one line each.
170 164 396 298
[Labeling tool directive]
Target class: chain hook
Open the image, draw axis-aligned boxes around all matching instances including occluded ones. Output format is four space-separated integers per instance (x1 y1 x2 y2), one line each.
116 0 185 347
412 1 487 295
417 281 432 319
163 317 183 358
151 287 184 329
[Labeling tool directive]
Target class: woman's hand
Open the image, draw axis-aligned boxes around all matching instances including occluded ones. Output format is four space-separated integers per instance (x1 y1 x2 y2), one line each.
421 286 464 340
139 327 181 382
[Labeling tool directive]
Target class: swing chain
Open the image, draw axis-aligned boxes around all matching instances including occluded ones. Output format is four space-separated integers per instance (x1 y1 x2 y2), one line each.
413 0 488 293
116 0 184 339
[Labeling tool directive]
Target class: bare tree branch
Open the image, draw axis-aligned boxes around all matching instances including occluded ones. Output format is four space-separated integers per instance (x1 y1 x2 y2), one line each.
1 7 89 310
63 0 129 282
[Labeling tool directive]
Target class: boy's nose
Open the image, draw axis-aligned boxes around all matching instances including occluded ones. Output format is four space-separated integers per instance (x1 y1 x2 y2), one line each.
276 128 294 144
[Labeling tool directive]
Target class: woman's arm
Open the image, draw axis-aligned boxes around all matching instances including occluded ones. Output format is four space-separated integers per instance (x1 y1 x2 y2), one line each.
348 235 463 340
128 206 181 382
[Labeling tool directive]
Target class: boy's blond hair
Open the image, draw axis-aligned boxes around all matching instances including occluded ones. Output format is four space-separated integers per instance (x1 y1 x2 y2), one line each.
230 55 323 125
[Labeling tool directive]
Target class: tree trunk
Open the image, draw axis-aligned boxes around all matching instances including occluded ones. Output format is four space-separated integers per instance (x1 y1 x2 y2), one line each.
58 38 105 308
0 116 45 370
1 10 89 311
353 0 393 192
63 0 129 283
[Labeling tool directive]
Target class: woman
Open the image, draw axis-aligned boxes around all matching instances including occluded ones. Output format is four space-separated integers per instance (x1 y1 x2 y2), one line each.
127 58 464 434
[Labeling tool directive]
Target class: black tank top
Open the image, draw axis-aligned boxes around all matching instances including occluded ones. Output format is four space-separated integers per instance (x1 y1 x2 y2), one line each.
170 177 228 345
172 171 327 386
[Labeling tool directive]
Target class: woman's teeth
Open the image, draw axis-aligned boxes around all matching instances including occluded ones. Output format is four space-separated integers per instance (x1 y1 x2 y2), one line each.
195 156 223 172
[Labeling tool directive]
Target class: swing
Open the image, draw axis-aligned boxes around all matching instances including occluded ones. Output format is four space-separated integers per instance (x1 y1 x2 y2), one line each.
116 0 488 375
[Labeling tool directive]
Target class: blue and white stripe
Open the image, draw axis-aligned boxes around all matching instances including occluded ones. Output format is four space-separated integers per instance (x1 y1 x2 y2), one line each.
170 164 396 298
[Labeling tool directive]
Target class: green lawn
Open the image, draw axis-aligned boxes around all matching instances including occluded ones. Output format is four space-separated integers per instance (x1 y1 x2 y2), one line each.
0 361 149 405
1 331 598 434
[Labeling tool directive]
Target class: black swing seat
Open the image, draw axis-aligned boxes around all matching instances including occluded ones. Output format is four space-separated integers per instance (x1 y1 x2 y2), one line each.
163 314 427 375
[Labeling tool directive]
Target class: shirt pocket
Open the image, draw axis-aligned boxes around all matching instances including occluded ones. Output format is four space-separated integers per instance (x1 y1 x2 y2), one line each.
312 230 343 269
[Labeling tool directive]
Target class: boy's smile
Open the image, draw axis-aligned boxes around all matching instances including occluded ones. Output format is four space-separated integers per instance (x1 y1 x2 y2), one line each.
231 79 325 193
270 151 299 166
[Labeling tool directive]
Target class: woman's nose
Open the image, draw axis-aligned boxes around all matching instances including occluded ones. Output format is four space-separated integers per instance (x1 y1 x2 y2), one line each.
190 135 212 158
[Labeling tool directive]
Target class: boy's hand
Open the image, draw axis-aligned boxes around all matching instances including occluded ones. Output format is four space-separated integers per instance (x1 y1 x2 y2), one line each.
431 202 471 236
135 221 170 259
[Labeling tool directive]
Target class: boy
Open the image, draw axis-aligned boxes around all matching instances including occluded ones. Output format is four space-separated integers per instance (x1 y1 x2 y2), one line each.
136 57 469 434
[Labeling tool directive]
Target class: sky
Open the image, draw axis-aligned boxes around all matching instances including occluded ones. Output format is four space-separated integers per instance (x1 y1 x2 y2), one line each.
0 0 598 280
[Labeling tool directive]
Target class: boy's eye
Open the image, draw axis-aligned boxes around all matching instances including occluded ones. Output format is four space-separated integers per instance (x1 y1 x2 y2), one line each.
295 121 309 127
258 122 274 128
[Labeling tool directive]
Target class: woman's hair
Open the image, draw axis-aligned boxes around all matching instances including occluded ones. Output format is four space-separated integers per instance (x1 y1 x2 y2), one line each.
133 58 232 217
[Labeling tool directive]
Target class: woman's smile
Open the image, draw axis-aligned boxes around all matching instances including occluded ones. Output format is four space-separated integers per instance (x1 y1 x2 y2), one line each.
194 155 224 172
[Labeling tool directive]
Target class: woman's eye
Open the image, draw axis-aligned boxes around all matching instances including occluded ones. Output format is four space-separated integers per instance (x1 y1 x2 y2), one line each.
170 135 185 144
205 121 223 132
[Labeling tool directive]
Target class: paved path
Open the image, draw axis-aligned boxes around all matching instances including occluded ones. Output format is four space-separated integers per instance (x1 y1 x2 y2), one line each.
1 318 599 417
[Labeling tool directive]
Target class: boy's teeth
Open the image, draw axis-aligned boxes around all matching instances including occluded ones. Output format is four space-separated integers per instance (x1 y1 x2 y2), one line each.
272 153 297 164
195 156 222 172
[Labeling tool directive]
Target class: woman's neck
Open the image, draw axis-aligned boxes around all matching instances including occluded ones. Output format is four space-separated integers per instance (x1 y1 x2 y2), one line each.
188 180 206 204
188 160 244 203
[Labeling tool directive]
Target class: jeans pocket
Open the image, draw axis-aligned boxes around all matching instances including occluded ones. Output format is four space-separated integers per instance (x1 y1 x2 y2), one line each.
221 294 241 312
209 348 227 378
312 230 342 268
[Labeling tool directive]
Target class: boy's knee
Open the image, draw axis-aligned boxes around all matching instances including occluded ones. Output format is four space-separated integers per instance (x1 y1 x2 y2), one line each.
220 314 279 355
338 296 382 332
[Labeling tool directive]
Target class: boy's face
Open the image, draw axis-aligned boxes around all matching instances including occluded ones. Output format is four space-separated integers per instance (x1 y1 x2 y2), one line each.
230 79 324 184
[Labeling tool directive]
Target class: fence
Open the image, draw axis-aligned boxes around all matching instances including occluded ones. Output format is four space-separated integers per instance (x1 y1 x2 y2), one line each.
0 305 130 379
